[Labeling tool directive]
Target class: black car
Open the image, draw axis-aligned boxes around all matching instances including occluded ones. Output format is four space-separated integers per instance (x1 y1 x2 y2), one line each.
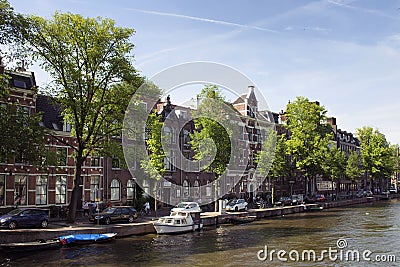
0 208 49 230
275 197 292 206
89 206 138 225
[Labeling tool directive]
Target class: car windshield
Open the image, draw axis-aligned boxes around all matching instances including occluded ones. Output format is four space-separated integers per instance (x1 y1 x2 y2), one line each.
227 200 237 205
103 207 117 214
8 209 22 215
175 203 188 208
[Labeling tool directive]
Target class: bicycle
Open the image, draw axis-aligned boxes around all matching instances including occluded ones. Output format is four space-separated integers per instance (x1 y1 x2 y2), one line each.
139 208 151 216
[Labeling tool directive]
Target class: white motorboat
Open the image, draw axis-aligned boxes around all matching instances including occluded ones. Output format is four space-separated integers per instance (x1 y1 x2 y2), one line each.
153 211 203 234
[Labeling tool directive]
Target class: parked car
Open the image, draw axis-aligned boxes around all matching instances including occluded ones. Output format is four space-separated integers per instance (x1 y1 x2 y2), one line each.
0 208 49 230
254 198 267 209
356 190 364 198
226 199 248 211
364 190 373 197
275 197 292 206
291 194 304 205
171 202 201 213
315 194 326 202
89 206 138 225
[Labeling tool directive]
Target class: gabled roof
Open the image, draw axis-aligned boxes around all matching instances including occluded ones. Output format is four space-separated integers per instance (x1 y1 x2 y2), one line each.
232 94 246 105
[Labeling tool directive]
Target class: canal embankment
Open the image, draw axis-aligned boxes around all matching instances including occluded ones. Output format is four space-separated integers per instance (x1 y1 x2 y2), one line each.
0 195 397 243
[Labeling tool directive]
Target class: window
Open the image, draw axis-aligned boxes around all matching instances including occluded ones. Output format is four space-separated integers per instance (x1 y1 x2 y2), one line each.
91 157 100 167
110 179 121 201
0 150 7 164
56 175 67 204
171 128 176 144
194 180 200 197
164 151 176 171
183 129 190 145
143 179 150 195
0 174 4 206
112 157 120 169
242 126 248 140
56 147 68 166
127 179 135 200
63 121 72 132
13 79 27 88
163 127 172 144
183 180 190 197
14 175 27 205
36 176 48 205
90 176 100 201
206 181 212 197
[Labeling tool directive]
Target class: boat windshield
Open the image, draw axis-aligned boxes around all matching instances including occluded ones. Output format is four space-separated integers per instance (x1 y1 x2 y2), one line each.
175 203 187 208
8 209 22 215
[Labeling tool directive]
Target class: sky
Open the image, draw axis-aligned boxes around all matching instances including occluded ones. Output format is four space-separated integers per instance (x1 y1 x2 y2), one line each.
7 0 400 145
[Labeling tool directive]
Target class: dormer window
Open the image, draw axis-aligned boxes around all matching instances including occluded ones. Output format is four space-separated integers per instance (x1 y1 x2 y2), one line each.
13 79 27 89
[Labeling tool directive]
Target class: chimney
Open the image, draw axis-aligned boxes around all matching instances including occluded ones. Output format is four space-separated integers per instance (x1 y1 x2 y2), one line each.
248 85 254 94
327 117 336 126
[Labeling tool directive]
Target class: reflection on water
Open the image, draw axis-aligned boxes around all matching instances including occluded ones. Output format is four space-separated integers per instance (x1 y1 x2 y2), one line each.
2 200 400 266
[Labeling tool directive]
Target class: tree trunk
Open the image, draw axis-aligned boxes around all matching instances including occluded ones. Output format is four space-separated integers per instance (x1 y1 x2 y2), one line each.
67 154 84 223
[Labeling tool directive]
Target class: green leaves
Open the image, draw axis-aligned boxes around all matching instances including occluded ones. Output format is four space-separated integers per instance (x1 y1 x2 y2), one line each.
0 104 47 166
285 96 332 179
357 126 393 180
345 151 362 181
23 12 139 159
141 111 166 180
190 85 235 177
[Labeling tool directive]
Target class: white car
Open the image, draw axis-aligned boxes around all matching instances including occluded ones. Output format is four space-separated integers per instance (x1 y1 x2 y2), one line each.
171 202 201 213
226 199 248 212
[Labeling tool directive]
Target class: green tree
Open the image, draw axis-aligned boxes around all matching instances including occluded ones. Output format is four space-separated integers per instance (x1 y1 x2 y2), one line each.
285 96 332 196
190 85 238 210
0 0 29 91
22 12 140 222
345 151 363 192
191 85 233 174
257 132 289 203
357 126 393 192
322 146 346 199
140 111 166 218
0 104 49 165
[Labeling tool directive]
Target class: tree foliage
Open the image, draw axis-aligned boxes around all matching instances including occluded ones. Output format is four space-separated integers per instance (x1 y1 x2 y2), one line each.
21 12 140 222
190 85 235 177
357 126 394 190
257 131 289 180
0 104 49 165
284 96 332 193
345 151 363 182
322 145 346 185
140 111 166 217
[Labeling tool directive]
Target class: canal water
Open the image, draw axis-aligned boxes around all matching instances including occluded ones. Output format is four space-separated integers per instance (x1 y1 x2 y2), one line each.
1 200 400 266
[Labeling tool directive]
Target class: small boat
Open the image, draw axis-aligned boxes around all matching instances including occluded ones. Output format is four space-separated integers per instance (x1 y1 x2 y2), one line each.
153 211 203 234
59 233 117 246
229 215 256 224
0 238 60 252
304 204 324 212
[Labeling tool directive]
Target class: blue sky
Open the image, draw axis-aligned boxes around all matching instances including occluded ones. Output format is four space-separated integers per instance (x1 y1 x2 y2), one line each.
8 0 400 144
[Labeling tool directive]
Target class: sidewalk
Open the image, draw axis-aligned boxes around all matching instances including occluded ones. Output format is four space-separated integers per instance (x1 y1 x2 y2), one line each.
48 207 172 228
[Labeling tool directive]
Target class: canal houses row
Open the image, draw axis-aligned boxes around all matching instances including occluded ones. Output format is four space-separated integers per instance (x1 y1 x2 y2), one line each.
0 65 383 214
